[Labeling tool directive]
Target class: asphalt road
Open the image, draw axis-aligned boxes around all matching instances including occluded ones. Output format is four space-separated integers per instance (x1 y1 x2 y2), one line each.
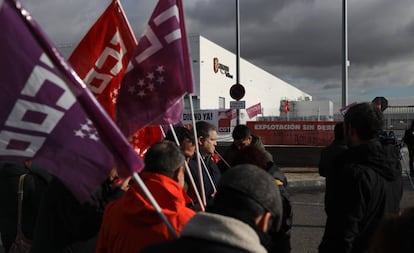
289 177 414 253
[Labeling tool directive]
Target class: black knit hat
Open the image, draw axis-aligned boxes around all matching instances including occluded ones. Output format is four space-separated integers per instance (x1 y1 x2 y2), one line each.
217 164 282 229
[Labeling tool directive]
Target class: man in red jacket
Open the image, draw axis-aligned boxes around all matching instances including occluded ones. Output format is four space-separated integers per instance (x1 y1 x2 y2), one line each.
96 141 195 253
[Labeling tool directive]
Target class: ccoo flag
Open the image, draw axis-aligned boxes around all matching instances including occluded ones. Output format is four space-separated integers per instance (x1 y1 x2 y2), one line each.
116 0 194 137
68 0 137 120
0 0 143 201
67 0 163 155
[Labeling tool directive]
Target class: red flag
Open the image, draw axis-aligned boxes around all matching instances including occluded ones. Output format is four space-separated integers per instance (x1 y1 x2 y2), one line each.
116 0 194 137
128 126 163 159
284 100 290 113
246 102 262 119
0 0 143 201
68 0 137 120
68 0 163 156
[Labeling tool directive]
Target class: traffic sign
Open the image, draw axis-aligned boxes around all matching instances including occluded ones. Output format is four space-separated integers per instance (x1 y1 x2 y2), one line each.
372 97 388 112
230 84 245 101
230 100 246 109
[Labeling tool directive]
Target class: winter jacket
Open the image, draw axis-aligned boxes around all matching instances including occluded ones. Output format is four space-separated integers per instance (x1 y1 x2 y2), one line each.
318 140 348 215
266 164 292 253
142 212 267 253
0 162 50 252
403 128 414 150
218 135 273 173
96 172 195 253
318 140 348 177
319 140 403 253
187 155 221 204
30 176 124 253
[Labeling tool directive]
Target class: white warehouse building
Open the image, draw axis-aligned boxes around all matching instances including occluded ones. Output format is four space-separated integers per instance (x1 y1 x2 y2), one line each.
185 35 312 120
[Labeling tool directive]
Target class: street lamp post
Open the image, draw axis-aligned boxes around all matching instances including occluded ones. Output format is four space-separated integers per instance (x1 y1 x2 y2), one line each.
235 0 241 125
342 0 349 107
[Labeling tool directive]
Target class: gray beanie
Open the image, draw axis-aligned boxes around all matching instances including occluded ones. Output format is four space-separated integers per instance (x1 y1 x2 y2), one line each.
217 164 282 229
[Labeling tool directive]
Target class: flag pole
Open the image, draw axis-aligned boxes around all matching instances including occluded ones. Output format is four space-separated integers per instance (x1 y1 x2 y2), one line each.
235 0 241 126
187 94 207 206
168 124 205 211
342 0 349 107
198 153 217 193
132 172 178 238
214 150 231 170
116 0 138 45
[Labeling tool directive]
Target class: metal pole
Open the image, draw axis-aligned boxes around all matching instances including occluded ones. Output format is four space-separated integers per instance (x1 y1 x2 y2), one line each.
236 0 241 125
342 0 349 107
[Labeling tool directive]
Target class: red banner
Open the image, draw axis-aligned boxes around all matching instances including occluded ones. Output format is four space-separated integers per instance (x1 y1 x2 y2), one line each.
247 121 337 146
246 102 262 118
218 118 231 133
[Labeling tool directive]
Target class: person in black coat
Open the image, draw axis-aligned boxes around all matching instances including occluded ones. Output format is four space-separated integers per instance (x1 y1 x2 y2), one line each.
0 161 51 253
187 121 221 207
318 122 348 215
319 103 403 253
403 119 414 177
30 169 129 253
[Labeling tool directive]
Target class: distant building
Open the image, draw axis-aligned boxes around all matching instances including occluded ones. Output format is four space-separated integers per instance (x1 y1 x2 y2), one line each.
383 106 414 138
185 35 311 124
259 100 334 121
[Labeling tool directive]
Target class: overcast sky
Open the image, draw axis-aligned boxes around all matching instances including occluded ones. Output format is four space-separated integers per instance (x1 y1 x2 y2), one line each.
13 0 414 108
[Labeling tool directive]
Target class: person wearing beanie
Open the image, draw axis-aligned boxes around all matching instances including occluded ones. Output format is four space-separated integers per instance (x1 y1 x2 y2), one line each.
142 164 283 253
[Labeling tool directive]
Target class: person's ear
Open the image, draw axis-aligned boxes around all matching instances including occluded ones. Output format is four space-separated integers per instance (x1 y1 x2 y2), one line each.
173 165 185 187
256 212 273 233
198 136 203 145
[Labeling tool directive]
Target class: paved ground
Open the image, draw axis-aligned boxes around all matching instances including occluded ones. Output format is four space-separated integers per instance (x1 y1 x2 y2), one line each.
282 145 414 191
282 167 325 191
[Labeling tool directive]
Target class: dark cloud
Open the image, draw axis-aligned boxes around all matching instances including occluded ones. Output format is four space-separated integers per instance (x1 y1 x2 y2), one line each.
185 0 414 106
16 0 414 106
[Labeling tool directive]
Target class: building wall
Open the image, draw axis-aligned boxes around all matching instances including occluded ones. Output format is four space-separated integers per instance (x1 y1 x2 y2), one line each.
188 35 311 120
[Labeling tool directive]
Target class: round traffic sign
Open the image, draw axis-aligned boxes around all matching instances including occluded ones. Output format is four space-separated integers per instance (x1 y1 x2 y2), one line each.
230 84 245 101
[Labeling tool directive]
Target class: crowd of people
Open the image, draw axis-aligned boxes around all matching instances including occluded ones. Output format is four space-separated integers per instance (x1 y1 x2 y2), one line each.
0 102 413 252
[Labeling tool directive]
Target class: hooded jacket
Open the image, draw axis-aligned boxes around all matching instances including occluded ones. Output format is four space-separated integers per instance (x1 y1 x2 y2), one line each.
142 212 268 253
320 140 403 253
218 135 273 173
96 172 195 253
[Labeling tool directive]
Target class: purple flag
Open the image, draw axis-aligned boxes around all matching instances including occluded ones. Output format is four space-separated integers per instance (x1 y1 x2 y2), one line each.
116 0 194 137
0 0 144 201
